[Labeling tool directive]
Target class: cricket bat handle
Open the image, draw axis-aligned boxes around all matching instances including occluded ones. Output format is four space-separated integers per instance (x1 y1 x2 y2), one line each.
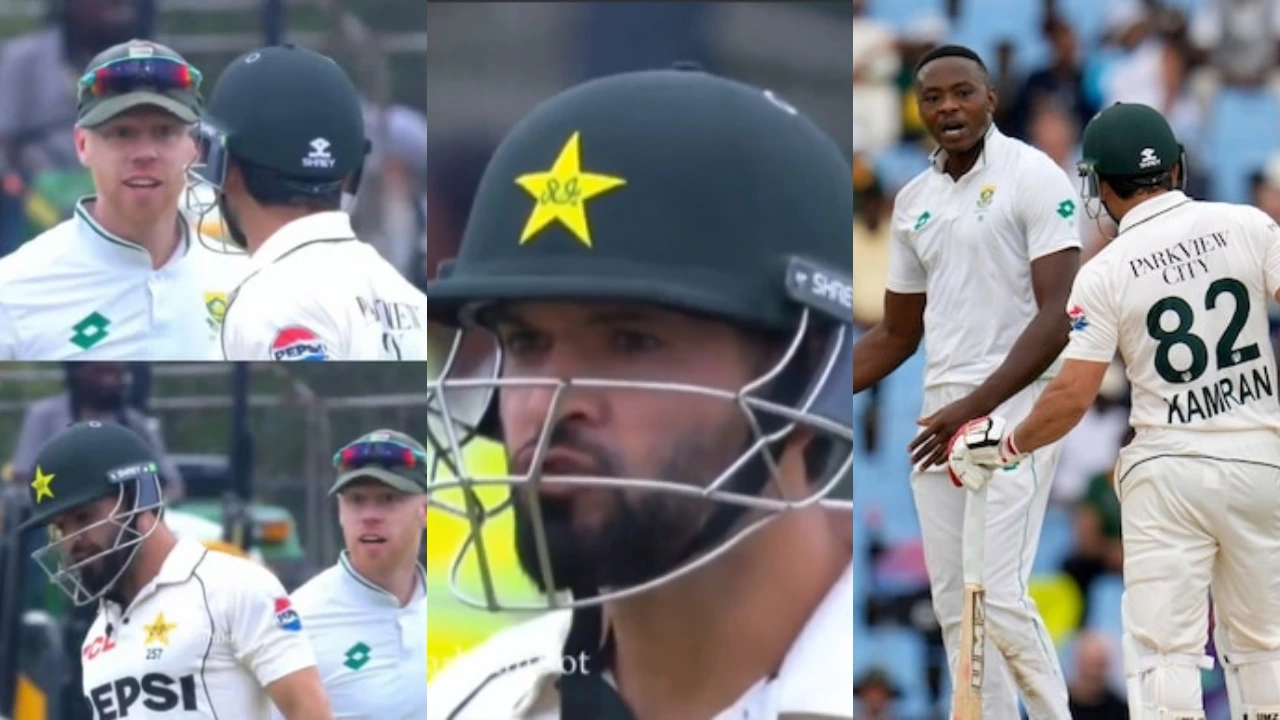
951 486 988 720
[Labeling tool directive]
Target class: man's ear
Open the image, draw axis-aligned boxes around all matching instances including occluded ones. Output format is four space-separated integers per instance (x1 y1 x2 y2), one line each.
75 127 90 168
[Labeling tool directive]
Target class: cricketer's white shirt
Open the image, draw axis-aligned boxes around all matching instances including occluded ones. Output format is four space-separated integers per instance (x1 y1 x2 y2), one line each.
426 560 854 719
79 539 317 719
1062 191 1280 463
219 212 428 361
886 125 1083 389
276 552 427 720
0 197 248 360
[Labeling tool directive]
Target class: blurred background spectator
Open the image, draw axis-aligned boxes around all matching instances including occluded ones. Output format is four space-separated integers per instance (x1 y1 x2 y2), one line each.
852 0 1280 716
0 0 428 290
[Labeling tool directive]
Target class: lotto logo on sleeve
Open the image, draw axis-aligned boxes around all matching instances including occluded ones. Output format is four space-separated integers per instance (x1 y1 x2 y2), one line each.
274 597 302 632
1068 304 1089 332
270 326 329 361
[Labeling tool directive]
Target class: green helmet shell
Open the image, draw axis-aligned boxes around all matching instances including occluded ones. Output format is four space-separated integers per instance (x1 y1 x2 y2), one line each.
428 67 854 332
21 421 161 530
204 44 365 184
1080 102 1180 179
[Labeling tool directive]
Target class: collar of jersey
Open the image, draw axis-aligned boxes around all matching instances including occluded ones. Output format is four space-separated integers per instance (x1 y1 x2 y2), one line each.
102 539 207 614
929 121 1000 176
514 552 855 716
252 211 355 268
338 550 426 607
74 195 191 267
1117 190 1190 236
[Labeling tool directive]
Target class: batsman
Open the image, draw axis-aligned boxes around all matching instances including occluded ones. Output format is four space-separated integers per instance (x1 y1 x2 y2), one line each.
852 44 1079 718
951 102 1280 719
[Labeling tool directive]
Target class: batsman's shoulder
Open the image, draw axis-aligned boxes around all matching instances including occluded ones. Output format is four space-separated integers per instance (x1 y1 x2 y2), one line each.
428 610 572 718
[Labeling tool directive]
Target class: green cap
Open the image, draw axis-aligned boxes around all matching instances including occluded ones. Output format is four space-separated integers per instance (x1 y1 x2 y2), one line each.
1081 102 1180 178
21 422 160 530
428 66 853 332
77 40 202 128
330 429 428 496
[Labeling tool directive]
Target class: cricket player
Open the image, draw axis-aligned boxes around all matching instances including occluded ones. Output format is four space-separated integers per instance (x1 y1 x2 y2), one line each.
188 45 428 361
20 420 333 719
851 44 1079 718
0 39 248 360
424 65 854 719
277 430 427 720
950 102 1280 720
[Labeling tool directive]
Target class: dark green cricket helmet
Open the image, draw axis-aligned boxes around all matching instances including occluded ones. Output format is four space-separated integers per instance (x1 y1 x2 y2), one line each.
1078 102 1185 204
190 44 368 197
427 65 853 332
21 421 166 606
425 66 854 614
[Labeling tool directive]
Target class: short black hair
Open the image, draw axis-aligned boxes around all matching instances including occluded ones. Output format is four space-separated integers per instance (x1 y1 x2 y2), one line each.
1101 172 1176 200
914 44 989 81
237 157 343 212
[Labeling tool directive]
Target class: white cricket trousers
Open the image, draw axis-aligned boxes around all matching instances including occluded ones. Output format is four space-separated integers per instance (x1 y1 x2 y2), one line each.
1117 428 1280 713
910 381 1071 720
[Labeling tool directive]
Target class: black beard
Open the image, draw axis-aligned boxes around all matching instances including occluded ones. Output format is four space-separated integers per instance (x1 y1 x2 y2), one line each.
510 425 724 596
218 193 250 249
76 544 132 603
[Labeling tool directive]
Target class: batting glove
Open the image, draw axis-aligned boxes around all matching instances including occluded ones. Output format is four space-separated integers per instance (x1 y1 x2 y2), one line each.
946 415 1025 491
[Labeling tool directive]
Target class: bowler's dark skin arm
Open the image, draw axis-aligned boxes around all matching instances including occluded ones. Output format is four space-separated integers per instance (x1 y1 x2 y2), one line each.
908 247 1080 467
853 291 926 393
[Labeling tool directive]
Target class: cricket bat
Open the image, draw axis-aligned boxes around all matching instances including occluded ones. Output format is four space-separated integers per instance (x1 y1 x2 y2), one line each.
952 484 988 720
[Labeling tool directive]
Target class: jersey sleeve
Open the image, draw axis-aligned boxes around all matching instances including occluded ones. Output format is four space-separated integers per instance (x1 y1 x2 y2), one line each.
1017 156 1084 261
1060 263 1119 363
1242 205 1280 299
884 196 928 294
224 559 317 686
221 283 344 361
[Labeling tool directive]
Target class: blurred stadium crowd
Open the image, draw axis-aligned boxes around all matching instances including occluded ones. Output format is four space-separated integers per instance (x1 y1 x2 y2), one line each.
0 0 429 292
853 0 1280 717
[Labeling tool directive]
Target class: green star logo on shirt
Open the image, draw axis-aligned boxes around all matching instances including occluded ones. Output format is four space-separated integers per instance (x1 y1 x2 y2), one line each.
1057 199 1076 219
343 642 371 671
70 311 111 350
913 211 932 232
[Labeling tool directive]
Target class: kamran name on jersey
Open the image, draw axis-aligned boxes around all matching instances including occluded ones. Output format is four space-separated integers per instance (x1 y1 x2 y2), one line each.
1166 365 1275 424
88 674 199 718
1129 230 1229 285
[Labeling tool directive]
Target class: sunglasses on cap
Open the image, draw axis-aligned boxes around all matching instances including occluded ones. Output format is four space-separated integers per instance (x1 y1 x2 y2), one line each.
332 440 427 473
79 57 203 100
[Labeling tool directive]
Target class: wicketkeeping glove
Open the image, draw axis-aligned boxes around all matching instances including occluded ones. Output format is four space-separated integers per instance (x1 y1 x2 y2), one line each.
946 415 1026 491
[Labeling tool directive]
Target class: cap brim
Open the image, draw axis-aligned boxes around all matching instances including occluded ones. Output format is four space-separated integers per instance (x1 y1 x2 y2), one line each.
79 91 198 128
330 467 424 496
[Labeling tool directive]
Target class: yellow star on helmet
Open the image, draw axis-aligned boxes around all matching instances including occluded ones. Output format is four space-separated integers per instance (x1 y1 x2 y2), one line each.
143 612 177 646
514 131 626 248
31 466 54 504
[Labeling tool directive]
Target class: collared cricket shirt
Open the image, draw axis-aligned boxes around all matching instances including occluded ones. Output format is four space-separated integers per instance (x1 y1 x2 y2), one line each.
427 557 854 719
79 539 316 719
219 211 428 361
280 552 426 720
0 196 248 360
885 125 1082 389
